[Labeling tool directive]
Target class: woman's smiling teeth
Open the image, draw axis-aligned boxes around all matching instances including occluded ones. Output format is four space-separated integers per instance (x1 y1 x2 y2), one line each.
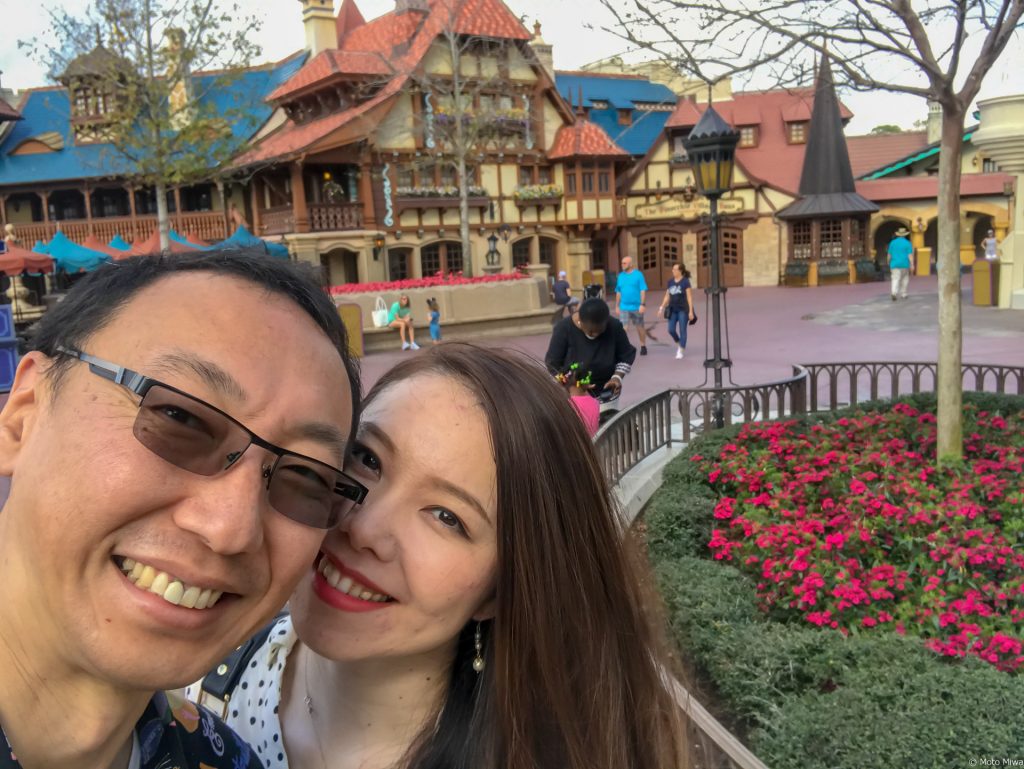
319 559 393 602
118 557 224 609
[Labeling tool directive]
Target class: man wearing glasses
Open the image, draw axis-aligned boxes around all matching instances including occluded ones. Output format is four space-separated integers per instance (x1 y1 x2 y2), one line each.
0 251 365 768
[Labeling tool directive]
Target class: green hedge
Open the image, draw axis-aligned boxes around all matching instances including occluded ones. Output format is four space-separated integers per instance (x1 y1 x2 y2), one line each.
647 391 1024 768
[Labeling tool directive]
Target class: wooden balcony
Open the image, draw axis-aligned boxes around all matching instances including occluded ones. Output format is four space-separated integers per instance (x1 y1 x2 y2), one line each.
309 202 362 231
394 195 489 214
259 202 364 236
11 211 228 247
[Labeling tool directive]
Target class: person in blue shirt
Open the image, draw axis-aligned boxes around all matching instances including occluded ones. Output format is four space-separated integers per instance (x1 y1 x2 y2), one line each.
887 227 914 301
427 296 442 344
614 255 649 355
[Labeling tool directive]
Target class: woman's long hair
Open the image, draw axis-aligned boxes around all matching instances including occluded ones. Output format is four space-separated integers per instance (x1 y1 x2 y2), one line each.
363 343 688 769
673 262 692 279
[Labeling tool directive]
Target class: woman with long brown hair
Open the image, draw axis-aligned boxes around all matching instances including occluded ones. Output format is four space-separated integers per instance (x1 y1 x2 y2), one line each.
192 343 688 769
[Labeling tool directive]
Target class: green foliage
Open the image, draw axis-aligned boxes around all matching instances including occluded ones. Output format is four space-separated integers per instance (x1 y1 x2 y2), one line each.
33 0 263 188
645 392 1024 768
869 124 904 134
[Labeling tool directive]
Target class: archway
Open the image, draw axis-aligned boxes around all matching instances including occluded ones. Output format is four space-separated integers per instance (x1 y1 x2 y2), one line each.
970 213 995 260
538 236 560 277
873 219 909 270
320 247 360 287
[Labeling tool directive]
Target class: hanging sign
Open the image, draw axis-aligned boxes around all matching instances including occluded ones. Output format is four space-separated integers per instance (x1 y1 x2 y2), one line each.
633 196 744 221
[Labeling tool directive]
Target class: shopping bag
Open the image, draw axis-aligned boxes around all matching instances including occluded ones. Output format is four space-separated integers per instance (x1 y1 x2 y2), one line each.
371 297 389 328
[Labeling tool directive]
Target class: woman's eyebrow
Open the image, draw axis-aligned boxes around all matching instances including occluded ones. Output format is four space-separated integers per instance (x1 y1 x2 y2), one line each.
359 422 398 455
424 476 492 525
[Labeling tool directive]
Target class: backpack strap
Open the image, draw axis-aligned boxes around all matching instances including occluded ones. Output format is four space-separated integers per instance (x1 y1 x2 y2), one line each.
195 612 287 717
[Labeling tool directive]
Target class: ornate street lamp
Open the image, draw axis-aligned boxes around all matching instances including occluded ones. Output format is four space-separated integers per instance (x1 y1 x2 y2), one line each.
682 104 740 427
486 232 500 267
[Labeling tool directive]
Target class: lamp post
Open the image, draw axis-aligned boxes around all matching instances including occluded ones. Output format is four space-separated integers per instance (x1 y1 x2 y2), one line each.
682 104 740 427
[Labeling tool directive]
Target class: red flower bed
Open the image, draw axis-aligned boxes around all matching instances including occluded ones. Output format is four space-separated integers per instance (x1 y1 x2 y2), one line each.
328 271 528 295
694 402 1024 671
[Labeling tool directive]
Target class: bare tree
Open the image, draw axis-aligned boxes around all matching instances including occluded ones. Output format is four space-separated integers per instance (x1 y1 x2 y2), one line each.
599 0 1023 463
27 0 263 250
392 3 535 276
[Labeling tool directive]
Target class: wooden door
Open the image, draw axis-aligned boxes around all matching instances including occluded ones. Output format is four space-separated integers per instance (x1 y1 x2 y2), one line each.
638 232 681 289
698 227 744 287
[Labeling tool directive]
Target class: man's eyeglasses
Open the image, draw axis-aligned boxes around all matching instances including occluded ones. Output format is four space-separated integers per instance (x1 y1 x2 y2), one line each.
55 346 367 529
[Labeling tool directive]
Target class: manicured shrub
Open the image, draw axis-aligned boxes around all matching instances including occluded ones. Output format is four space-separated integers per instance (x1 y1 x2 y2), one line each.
645 392 1024 768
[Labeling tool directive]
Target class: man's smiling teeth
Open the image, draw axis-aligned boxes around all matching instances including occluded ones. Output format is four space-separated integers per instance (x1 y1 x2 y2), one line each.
319 559 392 602
119 558 223 609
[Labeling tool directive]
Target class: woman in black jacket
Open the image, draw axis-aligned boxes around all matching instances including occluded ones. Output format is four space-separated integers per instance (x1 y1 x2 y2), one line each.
545 297 637 396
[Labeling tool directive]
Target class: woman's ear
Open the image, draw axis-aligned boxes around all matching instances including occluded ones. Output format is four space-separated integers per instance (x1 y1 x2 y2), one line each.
472 595 496 622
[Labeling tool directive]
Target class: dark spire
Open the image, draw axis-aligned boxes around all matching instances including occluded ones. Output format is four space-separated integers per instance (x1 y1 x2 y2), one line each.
777 53 878 220
799 54 855 195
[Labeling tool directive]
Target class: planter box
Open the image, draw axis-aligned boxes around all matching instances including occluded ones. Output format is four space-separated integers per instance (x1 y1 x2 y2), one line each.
394 195 490 213
514 195 562 209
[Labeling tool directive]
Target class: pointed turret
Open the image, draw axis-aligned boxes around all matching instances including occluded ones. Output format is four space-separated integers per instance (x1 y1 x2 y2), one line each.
335 0 366 46
777 54 877 220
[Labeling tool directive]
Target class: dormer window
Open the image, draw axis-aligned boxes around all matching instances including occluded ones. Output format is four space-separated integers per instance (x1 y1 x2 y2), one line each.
618 109 632 126
788 121 808 144
739 125 758 147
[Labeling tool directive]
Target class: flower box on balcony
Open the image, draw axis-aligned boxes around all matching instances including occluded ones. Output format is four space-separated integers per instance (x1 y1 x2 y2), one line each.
393 186 490 213
513 184 563 210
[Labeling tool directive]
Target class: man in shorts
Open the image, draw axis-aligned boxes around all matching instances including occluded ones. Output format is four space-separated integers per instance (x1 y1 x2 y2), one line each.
0 250 364 767
615 255 649 355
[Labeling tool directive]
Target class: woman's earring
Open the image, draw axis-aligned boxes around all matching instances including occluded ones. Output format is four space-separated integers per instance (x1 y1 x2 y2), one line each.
472 621 485 673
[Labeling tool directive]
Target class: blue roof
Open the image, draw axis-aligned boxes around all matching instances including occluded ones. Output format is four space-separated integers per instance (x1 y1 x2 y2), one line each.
554 73 675 155
555 73 677 111
0 53 306 186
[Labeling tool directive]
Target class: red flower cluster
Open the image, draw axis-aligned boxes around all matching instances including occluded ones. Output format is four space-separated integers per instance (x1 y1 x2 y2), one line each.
696 403 1024 671
328 272 528 295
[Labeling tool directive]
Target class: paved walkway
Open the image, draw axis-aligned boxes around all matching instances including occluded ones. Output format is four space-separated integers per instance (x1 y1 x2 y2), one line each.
360 274 1024 410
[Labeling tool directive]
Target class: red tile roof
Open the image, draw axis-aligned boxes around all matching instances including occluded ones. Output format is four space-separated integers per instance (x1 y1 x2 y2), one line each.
846 131 930 178
856 173 1015 202
243 0 535 165
268 49 392 101
335 0 367 44
665 89 854 195
548 119 629 159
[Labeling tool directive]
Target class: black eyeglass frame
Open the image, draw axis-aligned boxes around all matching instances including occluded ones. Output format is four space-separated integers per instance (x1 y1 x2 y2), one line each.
54 345 367 527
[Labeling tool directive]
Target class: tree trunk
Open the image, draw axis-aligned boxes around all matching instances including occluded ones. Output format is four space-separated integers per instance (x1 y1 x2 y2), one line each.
935 104 965 463
156 179 170 252
457 153 472 277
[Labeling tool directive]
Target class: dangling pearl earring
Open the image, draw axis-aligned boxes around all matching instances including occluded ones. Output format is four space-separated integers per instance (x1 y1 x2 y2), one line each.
472 621 485 673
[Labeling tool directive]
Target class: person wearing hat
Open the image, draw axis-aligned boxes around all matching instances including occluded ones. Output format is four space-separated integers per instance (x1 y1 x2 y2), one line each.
551 270 580 317
887 226 914 301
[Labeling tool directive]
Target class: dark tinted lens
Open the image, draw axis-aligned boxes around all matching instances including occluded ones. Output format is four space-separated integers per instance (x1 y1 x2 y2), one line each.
268 455 361 528
134 385 251 475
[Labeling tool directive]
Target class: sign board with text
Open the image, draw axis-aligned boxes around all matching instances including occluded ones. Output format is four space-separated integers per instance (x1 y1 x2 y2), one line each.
633 196 744 221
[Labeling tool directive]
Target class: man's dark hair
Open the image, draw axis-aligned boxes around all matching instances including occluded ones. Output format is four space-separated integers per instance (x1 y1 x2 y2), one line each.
578 297 610 325
31 248 361 438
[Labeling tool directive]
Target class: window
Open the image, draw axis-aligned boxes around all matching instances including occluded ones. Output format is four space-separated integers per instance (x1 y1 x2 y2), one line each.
388 248 411 281
618 109 632 126
820 219 843 259
512 238 531 266
421 241 462 276
792 221 812 259
75 90 89 114
439 165 456 187
788 122 808 144
396 165 414 188
566 171 577 194
672 133 689 160
722 230 740 267
639 235 659 271
982 158 999 173
849 219 865 259
421 243 441 276
538 237 557 265
519 166 534 187
739 126 758 147
537 166 552 184
598 170 610 193
581 164 594 193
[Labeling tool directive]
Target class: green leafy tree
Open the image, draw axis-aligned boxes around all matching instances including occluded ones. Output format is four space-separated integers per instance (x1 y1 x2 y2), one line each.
29 0 263 250
870 124 904 134
600 0 1024 463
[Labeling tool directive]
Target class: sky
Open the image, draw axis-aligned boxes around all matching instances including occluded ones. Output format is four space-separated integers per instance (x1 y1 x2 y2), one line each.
1 0 1022 135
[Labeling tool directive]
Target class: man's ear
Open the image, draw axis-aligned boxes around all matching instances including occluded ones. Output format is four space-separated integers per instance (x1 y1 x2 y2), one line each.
0 352 48 475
